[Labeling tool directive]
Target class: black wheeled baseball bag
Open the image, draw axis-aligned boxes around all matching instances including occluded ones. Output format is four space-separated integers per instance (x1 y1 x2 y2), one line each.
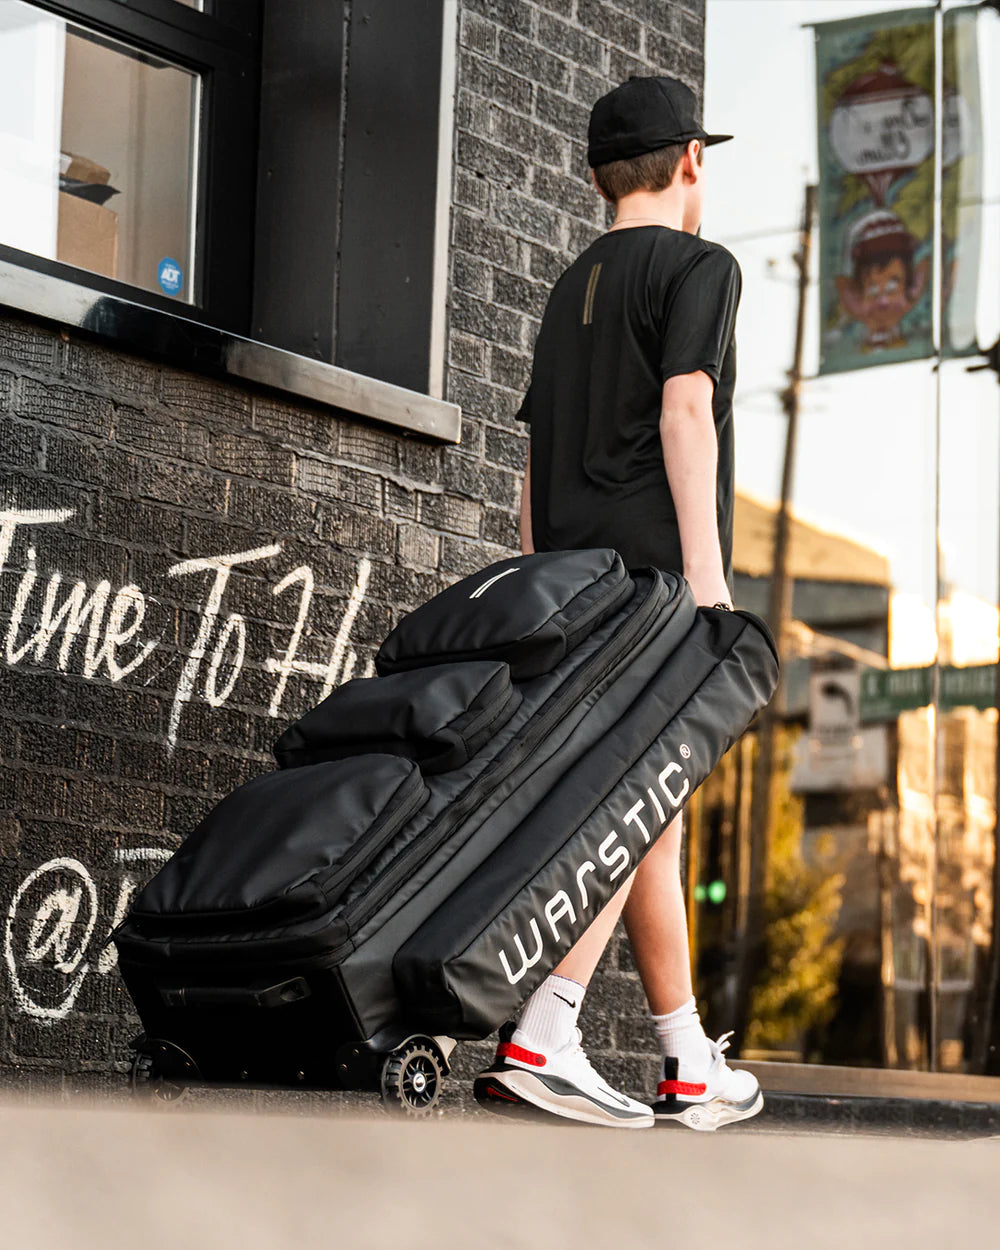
114 549 778 1111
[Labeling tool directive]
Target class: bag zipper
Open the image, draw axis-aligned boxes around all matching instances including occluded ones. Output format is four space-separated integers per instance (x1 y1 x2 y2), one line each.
330 573 671 952
560 568 635 650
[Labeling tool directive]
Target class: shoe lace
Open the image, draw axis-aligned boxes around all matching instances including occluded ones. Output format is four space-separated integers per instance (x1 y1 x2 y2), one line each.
706 1030 735 1072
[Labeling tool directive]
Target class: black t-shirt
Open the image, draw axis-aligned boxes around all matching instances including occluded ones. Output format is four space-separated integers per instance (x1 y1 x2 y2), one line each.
518 225 741 583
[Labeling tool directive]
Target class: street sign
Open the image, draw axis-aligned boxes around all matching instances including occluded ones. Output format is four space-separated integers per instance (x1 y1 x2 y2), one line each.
859 664 997 722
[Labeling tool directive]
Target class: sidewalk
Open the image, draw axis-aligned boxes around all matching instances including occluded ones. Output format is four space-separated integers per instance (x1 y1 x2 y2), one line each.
0 1096 993 1250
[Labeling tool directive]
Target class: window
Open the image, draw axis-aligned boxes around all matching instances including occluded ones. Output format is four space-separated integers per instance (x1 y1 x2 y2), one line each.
0 0 460 432
0 0 260 331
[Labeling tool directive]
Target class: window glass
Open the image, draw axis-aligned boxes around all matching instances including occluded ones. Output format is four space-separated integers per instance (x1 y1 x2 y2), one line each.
0 2 199 301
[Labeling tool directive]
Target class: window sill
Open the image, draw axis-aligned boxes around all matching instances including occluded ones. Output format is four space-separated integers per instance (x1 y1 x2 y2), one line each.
0 260 462 443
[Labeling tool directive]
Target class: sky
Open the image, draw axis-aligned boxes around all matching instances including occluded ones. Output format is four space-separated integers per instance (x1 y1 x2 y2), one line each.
703 0 1000 614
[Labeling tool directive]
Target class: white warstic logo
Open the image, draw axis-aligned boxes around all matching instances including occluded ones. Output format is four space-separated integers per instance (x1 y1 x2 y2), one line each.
497 748 691 985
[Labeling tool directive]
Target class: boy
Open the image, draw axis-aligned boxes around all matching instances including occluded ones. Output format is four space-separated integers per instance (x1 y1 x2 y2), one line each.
474 77 763 1131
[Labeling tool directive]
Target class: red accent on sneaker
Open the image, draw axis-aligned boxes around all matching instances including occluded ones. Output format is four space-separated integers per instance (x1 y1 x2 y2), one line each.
484 1086 521 1103
657 1079 708 1097
497 1042 547 1067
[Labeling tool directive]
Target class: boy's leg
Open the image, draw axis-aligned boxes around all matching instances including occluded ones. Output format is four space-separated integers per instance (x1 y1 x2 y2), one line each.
623 814 763 1131
474 875 654 1128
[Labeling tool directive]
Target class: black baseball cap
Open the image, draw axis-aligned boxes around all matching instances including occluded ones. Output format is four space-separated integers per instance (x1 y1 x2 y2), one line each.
587 76 733 167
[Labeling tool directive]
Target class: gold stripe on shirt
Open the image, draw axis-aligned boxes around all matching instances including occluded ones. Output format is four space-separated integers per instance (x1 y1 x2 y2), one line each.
582 262 602 325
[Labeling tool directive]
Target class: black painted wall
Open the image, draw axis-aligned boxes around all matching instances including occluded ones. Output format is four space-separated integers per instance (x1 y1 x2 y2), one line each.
0 0 705 1102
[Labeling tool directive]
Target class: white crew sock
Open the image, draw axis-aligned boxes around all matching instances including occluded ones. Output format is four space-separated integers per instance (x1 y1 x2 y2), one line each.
651 996 713 1074
512 974 585 1053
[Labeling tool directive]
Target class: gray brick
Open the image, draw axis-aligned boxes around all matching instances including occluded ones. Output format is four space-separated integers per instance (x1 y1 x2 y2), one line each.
609 47 652 84
529 241 570 283
0 416 41 469
161 369 251 425
482 504 520 549
325 508 396 556
460 50 534 114
0 317 59 370
451 290 526 349
578 0 642 52
497 32 573 95
210 433 296 485
461 8 498 55
489 106 569 170
397 522 440 569
535 85 592 139
113 404 208 463
251 395 333 450
570 63 611 109
454 213 520 268
439 535 507 577
458 132 530 185
418 492 482 538
491 187 563 247
297 458 380 509
462 0 534 36
493 270 550 318
455 88 491 136
60 337 160 400
338 423 401 471
454 169 492 215
17 378 113 437
485 422 528 469
449 331 489 375
537 12 607 71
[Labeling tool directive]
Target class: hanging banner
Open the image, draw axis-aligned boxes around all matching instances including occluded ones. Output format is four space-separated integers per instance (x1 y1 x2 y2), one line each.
941 6 982 358
814 7 982 375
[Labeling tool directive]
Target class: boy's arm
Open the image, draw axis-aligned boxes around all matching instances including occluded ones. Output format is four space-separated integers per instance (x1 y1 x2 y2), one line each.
660 371 732 608
520 446 534 555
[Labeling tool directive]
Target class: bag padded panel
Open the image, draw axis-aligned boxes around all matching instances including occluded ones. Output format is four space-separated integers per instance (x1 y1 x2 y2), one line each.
273 662 520 775
393 608 779 1037
375 548 633 679
131 755 427 929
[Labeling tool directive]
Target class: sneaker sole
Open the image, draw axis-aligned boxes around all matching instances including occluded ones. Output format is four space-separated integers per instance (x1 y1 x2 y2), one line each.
474 1070 654 1130
653 1089 764 1132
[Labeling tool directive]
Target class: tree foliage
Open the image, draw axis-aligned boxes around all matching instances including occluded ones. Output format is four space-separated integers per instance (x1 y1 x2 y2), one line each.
746 728 846 1051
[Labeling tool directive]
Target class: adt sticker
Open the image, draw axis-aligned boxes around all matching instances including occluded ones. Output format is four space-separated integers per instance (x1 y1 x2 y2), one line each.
158 257 183 297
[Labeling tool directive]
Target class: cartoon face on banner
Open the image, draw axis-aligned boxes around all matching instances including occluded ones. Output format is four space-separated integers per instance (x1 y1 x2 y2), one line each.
835 209 930 352
814 8 981 375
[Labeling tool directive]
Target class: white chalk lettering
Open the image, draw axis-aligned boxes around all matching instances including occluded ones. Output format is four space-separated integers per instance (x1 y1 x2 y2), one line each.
0 502 375 751
166 544 281 747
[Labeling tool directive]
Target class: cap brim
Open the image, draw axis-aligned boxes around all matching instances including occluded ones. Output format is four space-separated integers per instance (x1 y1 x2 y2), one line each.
703 133 733 146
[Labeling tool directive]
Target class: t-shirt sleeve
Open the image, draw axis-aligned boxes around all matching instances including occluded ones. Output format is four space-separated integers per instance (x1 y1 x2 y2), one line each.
660 248 741 386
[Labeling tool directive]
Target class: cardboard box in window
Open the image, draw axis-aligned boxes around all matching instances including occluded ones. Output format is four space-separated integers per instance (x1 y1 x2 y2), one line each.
57 193 119 278
57 151 119 279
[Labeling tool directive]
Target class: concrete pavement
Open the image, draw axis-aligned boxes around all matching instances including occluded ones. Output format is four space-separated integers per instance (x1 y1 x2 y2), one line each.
0 1096 993 1249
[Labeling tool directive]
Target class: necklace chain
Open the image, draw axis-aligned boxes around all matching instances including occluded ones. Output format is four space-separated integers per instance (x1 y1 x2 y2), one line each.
608 216 674 229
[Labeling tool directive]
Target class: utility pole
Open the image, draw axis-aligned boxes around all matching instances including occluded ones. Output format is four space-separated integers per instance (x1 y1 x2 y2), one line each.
733 183 817 1052
966 337 1000 1072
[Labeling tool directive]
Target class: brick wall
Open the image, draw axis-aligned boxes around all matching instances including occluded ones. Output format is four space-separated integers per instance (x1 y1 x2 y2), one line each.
0 0 704 1104
445 0 705 1101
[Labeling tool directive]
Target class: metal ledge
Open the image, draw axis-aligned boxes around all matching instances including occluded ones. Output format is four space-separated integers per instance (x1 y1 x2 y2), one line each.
0 261 462 444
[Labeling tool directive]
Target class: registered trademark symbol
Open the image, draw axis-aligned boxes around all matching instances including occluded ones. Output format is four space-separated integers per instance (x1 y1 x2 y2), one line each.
680 744 691 759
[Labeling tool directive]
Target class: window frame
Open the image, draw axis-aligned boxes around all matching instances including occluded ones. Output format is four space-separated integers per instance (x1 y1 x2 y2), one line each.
1 0 261 333
0 0 462 441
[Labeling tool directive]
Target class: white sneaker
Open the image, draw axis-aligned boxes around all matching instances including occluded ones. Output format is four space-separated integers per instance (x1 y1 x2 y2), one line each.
474 1026 654 1129
652 1032 763 1131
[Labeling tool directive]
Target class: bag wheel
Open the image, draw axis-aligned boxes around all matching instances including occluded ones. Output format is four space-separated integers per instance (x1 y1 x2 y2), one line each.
129 1038 196 1106
379 1038 444 1116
